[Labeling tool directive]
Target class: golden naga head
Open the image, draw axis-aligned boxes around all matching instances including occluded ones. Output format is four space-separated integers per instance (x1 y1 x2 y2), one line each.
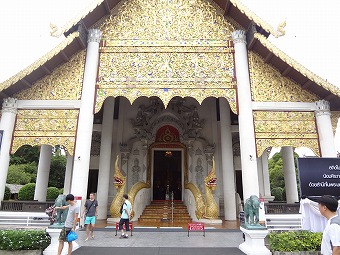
113 155 126 189
204 156 217 191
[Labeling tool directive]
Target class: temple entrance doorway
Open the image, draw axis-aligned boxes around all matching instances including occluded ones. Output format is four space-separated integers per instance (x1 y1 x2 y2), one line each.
153 150 182 200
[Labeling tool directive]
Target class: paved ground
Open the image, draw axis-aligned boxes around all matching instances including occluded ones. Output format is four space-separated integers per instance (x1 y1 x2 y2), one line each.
72 228 245 255
73 247 245 255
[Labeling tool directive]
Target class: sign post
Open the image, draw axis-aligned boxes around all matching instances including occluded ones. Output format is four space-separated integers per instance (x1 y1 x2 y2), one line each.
188 222 205 237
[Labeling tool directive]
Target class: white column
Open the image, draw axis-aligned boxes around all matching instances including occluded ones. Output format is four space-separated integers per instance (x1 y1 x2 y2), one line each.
63 154 73 194
258 152 274 202
257 157 264 197
97 97 115 219
34 145 52 202
232 30 259 200
219 98 237 220
281 146 299 203
315 100 337 157
0 98 18 203
71 29 102 203
261 152 273 199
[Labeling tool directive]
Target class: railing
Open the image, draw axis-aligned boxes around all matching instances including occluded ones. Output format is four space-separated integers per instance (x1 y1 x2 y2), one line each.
171 191 174 222
264 202 300 214
1 201 54 212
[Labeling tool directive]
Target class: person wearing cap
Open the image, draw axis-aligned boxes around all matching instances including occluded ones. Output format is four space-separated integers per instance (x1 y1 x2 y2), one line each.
317 195 340 255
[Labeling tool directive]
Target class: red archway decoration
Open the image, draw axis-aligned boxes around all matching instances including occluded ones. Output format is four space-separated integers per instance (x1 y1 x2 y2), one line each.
155 125 180 143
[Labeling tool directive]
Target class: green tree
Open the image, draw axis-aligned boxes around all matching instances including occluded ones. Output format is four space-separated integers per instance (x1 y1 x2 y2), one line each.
268 151 299 201
4 186 11 200
48 155 66 188
6 165 32 185
10 145 40 165
18 183 36 200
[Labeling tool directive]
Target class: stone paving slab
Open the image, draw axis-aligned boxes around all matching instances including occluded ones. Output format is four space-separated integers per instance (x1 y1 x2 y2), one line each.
72 247 245 255
75 229 244 248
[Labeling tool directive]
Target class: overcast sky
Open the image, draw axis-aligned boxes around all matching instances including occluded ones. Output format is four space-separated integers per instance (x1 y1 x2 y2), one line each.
0 0 339 154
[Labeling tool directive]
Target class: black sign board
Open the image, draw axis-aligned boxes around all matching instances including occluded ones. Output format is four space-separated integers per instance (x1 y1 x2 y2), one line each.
297 157 340 197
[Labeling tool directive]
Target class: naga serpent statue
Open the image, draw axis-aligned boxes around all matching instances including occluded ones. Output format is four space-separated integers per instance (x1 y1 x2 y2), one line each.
185 157 218 219
110 156 127 218
127 181 150 219
203 158 218 219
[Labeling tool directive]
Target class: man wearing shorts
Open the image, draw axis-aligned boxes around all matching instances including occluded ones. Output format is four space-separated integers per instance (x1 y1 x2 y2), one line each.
56 194 79 255
82 192 98 241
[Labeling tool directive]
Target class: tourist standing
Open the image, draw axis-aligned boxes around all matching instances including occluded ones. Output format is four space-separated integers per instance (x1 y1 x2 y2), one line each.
82 192 98 241
118 194 132 238
317 195 340 255
56 194 80 255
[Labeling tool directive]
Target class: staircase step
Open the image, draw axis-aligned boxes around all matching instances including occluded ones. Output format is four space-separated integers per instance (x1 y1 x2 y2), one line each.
138 200 192 224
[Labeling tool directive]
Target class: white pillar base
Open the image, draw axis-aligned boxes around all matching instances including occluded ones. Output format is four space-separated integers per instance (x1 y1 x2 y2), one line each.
239 226 271 255
262 196 275 202
198 218 222 224
107 217 121 223
43 228 80 255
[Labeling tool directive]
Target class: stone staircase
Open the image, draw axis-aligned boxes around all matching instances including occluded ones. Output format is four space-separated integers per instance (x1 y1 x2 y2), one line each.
0 211 50 227
138 200 192 223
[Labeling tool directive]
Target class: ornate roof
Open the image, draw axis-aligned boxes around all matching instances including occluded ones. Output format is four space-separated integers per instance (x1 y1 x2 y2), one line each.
0 0 339 110
0 32 80 92
253 33 340 99
50 0 284 38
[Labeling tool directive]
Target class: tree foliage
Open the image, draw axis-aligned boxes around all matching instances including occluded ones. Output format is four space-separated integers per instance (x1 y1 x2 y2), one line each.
46 187 61 200
10 145 40 165
48 155 66 188
4 186 11 200
18 183 36 200
8 145 67 189
268 151 299 201
6 163 35 185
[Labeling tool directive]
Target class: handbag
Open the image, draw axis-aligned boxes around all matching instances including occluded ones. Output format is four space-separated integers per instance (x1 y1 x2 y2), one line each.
67 230 78 242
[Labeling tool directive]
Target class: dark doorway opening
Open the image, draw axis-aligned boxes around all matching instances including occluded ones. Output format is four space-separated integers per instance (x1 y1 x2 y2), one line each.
87 169 98 199
235 170 243 201
153 150 182 200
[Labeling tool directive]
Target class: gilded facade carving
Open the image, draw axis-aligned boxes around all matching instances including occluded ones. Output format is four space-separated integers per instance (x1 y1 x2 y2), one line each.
248 52 319 103
331 111 340 134
253 111 320 157
12 109 79 154
95 0 237 113
96 88 237 113
14 51 86 100
99 0 235 41
253 33 340 98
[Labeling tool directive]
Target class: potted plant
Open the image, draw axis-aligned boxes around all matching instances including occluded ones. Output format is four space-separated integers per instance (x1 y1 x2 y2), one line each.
0 229 51 255
268 230 322 255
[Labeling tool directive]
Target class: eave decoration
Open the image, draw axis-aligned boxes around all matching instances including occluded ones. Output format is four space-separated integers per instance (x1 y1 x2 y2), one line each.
12 109 79 155
95 0 238 114
253 111 320 157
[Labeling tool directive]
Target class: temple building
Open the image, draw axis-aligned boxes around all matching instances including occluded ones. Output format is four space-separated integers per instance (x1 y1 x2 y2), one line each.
0 0 339 223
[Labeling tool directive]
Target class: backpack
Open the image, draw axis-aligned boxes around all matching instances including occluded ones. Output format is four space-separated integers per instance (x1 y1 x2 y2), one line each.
120 202 127 214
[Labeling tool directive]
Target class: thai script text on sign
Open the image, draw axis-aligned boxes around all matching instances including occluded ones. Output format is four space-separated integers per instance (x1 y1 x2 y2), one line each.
188 223 205 237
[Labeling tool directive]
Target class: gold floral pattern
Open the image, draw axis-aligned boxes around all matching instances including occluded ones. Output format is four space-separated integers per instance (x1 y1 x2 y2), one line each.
249 52 319 102
14 51 85 100
253 111 320 157
96 0 237 113
12 109 79 155
331 111 340 134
